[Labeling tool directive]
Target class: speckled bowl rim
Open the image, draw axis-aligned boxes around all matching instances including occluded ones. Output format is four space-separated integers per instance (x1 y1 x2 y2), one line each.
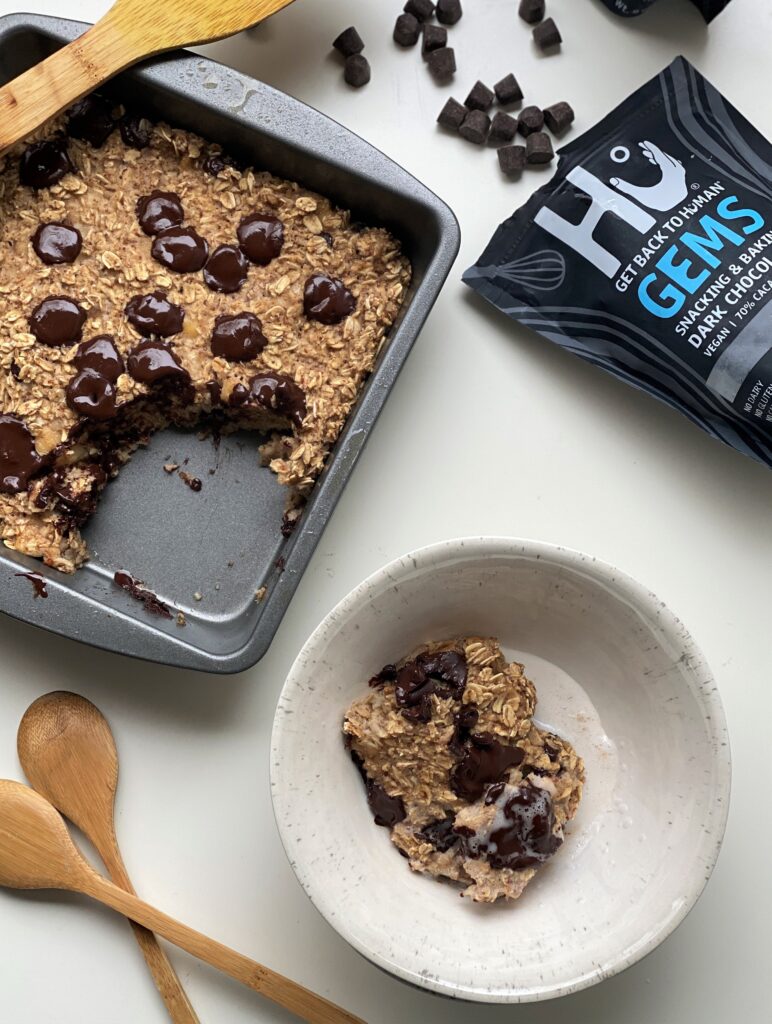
270 536 732 1003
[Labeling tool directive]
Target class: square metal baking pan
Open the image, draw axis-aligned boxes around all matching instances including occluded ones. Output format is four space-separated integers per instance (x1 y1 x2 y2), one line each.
0 13 459 673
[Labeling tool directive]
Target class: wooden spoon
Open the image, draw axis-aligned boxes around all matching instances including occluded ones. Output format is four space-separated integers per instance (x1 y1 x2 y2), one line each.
0 780 364 1024
18 692 198 1024
0 0 295 152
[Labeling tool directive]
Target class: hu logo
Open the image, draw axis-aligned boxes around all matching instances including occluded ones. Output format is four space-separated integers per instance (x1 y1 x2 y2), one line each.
535 141 689 278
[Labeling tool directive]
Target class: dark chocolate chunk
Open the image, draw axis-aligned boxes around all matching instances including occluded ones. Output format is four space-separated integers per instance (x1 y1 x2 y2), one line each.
404 0 435 20
151 226 209 273
450 734 525 802
498 144 526 176
66 95 115 148
519 0 545 24
518 105 544 136
526 130 554 164
210 312 267 362
237 213 285 265
201 151 237 177
437 97 467 131
393 649 468 724
125 291 184 338
35 464 105 523
465 80 495 112
344 54 371 88
420 816 459 852
19 139 73 190
494 72 523 106
119 112 152 149
74 335 124 382
416 650 467 698
320 231 334 248
422 24 448 58
369 664 398 687
127 339 189 385
543 100 575 134
203 245 249 293
243 372 307 428
65 369 117 421
449 705 479 757
332 26 364 57
393 12 421 46
304 274 356 324
459 109 490 145
436 0 463 26
426 46 456 80
463 784 562 870
114 571 173 618
135 191 184 236
533 17 561 50
0 415 44 494
366 778 406 827
28 296 86 347
489 110 518 145
31 222 82 265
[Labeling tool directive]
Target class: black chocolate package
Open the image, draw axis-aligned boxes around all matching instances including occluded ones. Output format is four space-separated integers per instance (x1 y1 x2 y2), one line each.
599 0 731 20
464 58 772 467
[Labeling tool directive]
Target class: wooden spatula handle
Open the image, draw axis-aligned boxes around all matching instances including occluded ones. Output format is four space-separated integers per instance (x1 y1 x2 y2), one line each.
99 842 199 1024
0 8 141 151
85 872 365 1024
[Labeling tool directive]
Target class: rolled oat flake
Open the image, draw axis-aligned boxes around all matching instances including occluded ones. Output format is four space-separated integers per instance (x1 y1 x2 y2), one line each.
464 58 772 467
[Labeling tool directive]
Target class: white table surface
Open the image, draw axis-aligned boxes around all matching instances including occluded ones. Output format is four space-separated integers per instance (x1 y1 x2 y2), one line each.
0 1 769 1021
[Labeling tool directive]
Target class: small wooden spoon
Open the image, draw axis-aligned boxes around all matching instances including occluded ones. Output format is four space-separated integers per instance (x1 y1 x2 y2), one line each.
0 0 295 152
18 692 198 1024
0 780 364 1024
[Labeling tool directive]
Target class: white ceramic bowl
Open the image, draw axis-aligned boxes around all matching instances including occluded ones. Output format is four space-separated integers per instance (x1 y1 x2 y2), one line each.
270 538 730 1003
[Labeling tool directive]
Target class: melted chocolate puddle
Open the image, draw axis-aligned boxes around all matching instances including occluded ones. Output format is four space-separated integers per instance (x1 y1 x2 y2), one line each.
15 572 48 599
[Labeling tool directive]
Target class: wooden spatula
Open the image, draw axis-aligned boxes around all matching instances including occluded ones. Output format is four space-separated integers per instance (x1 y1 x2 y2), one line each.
0 0 295 153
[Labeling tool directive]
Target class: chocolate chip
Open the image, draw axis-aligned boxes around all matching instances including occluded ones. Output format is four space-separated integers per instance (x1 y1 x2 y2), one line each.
344 54 371 88
31 222 82 265
74 335 124 382
404 0 435 20
127 339 190 385
66 95 115 148
203 245 249 293
151 226 209 273
426 46 456 80
28 296 86 347
465 80 495 112
366 777 406 827
19 138 72 190
369 664 398 687
244 373 307 428
494 73 523 106
393 12 420 46
518 105 544 136
498 144 526 176
320 231 334 248
332 26 364 57
543 100 574 134
526 130 554 164
449 705 479 757
0 415 44 494
125 291 184 338
422 24 448 57
534 16 561 50
119 112 152 149
489 111 518 145
437 97 467 131
436 0 463 25
135 191 184 236
459 109 490 145
201 151 239 177
420 816 459 852
519 0 545 24
210 312 267 362
114 571 172 618
450 737 525 802
65 369 117 421
303 274 356 325
237 213 285 265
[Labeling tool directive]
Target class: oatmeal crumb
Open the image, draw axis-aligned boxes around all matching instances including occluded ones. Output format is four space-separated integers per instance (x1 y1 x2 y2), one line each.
255 585 267 602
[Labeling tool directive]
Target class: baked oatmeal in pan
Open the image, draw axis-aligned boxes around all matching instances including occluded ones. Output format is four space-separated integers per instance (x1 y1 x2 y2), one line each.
0 95 410 571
